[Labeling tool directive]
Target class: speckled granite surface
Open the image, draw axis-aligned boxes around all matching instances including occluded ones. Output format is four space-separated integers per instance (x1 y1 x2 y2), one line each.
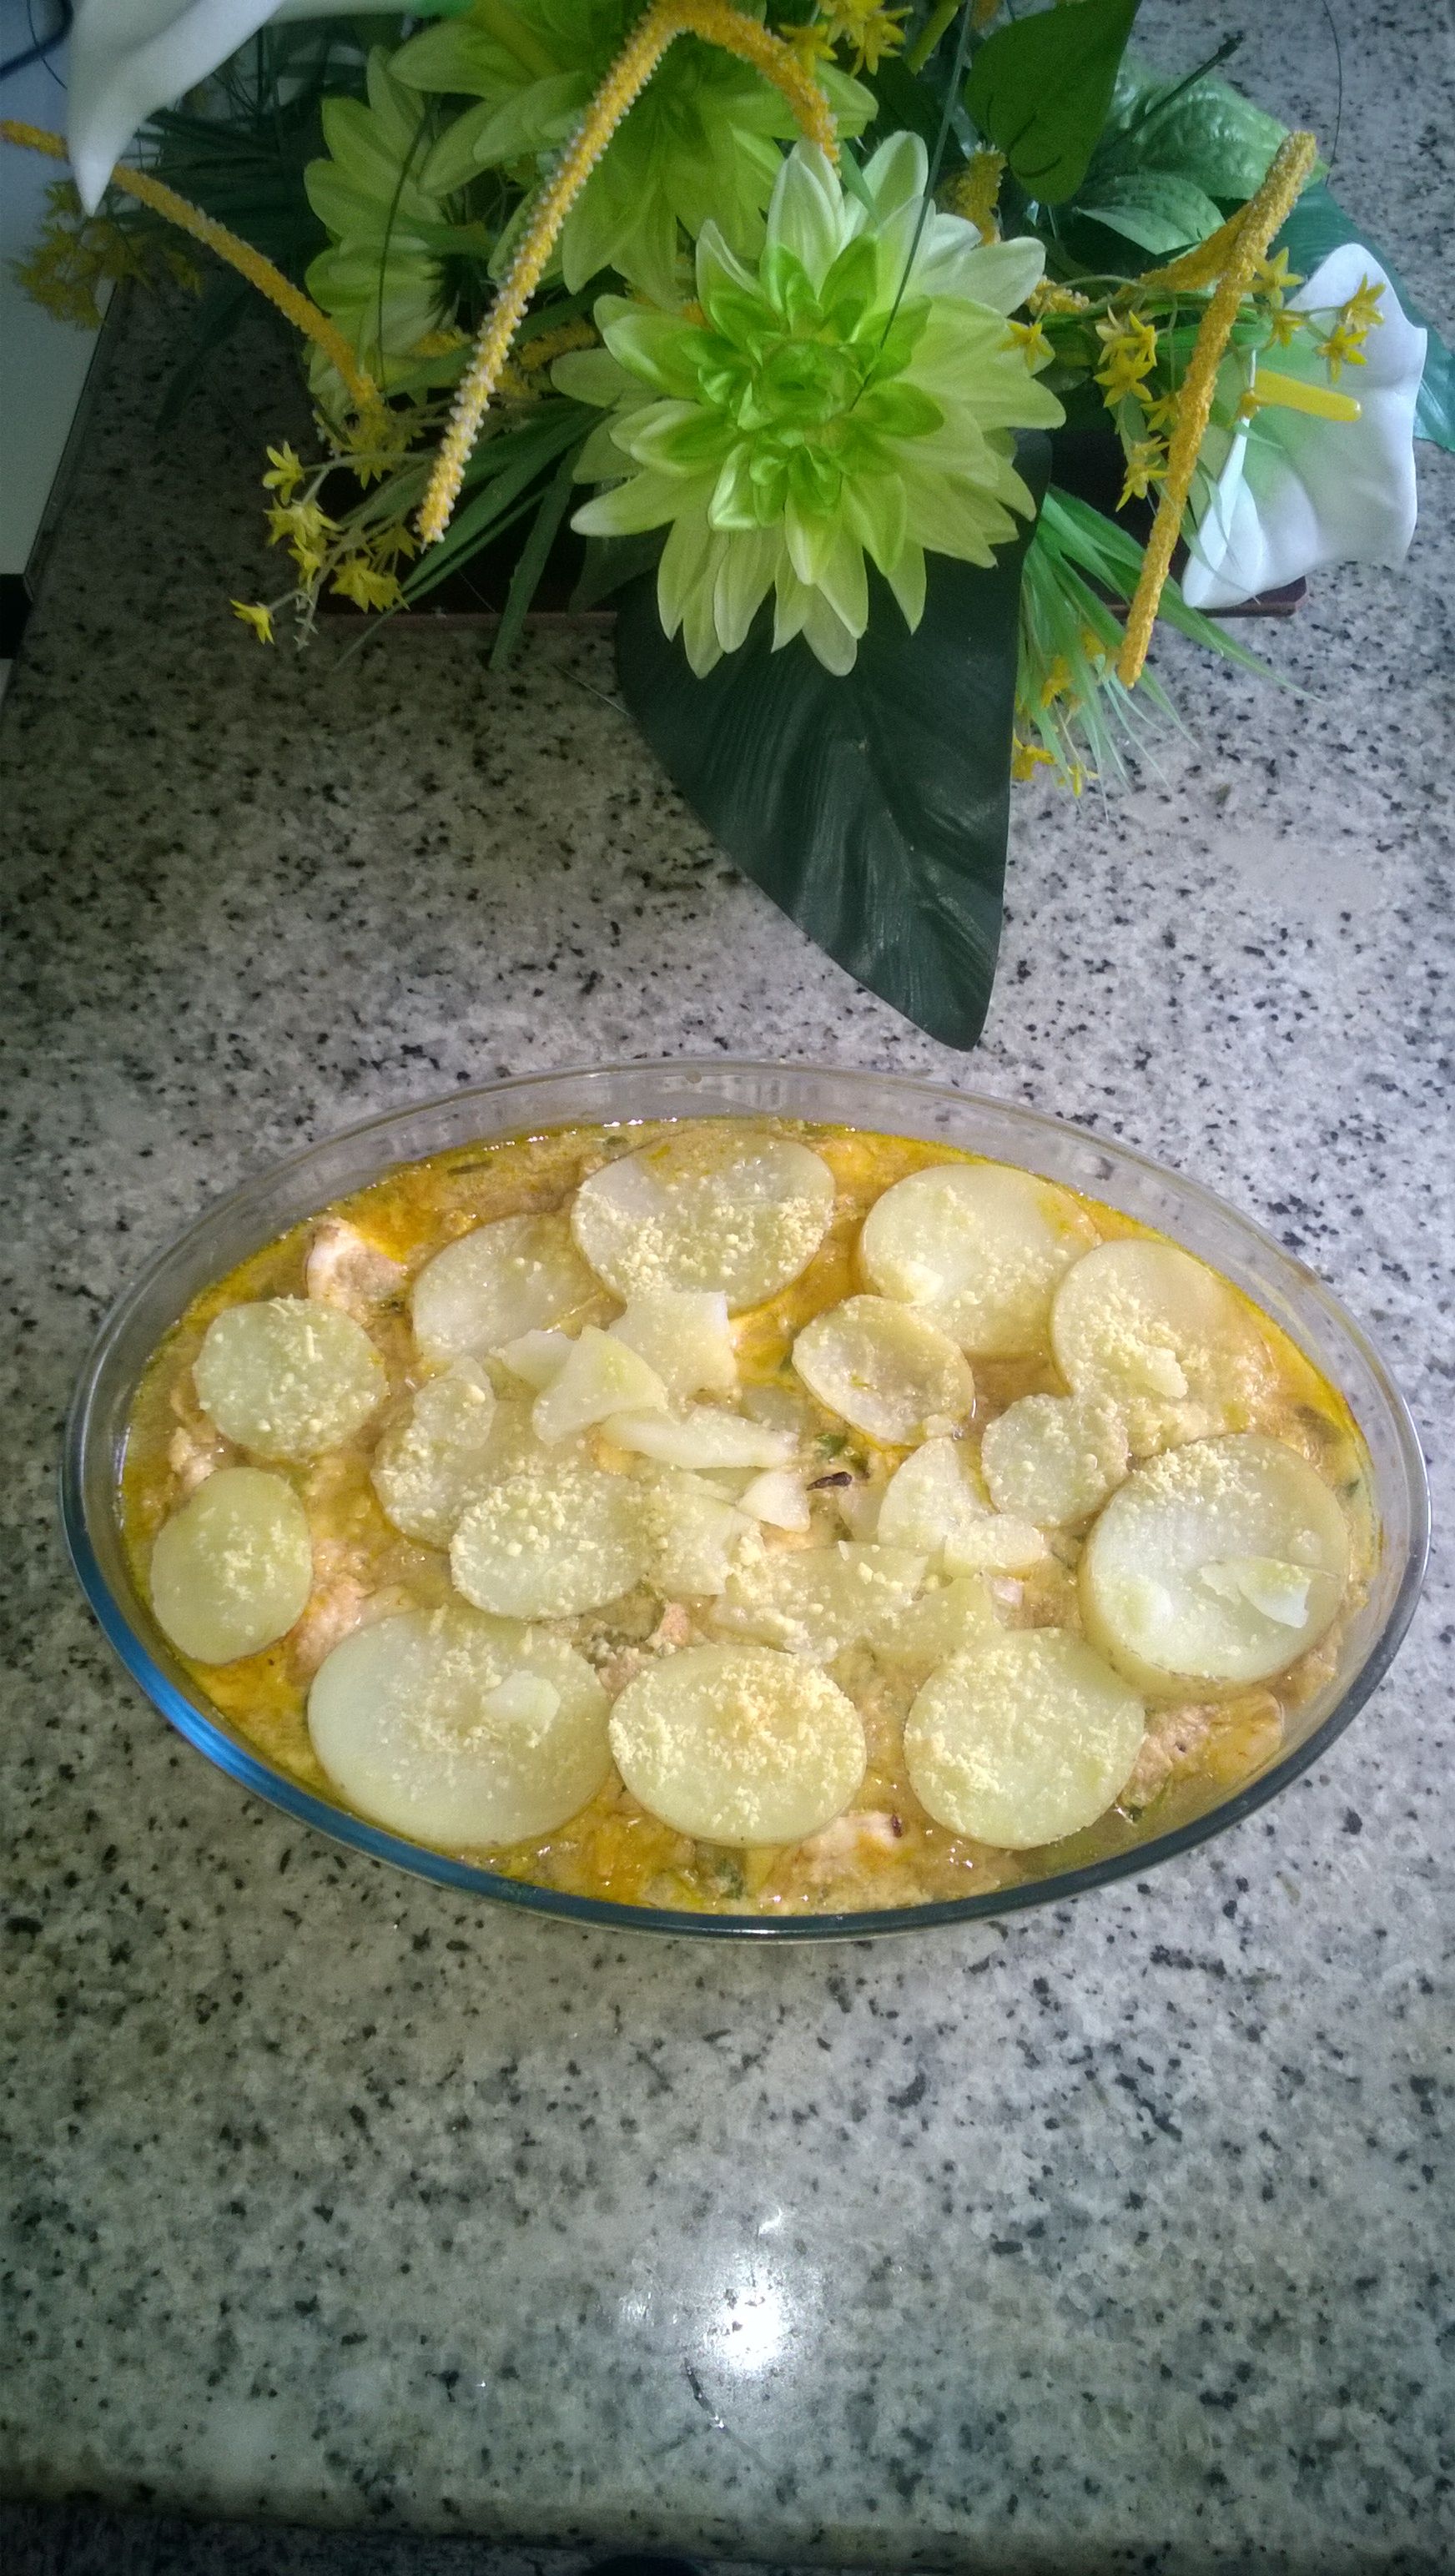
3 3 1452 2568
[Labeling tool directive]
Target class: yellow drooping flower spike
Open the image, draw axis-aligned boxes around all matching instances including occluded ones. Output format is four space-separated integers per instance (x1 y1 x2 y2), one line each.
416 0 838 547
0 119 382 419
1116 128 1318 689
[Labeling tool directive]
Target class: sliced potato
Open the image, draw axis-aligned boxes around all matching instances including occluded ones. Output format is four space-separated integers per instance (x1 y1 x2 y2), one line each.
606 1407 793 1471
738 1468 811 1532
872 1574 997 1669
647 1471 757 1597
451 1457 652 1618
793 1297 974 1446
609 1288 736 1399
860 1161 1095 1356
904 1632 1145 1847
942 1517 1050 1575
532 1326 667 1445
149 1466 313 1664
308 1604 610 1845
980 1393 1129 1527
1080 1432 1349 1694
494 1328 573 1391
608 1642 864 1845
711 1542 925 1660
370 1361 501 1547
571 1130 834 1311
411 1214 597 1366
1051 1239 1262 1452
875 1435 990 1555
194 1297 385 1461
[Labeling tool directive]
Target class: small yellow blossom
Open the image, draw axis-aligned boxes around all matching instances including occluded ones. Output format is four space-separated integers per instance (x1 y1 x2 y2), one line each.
1252 248 1302 303
1006 315 1053 371
1010 735 1055 781
819 0 909 73
1319 319 1369 380
1141 389 1179 434
330 556 405 613
783 15 837 70
1095 312 1160 405
1264 303 1306 349
1118 436 1167 506
230 600 274 644
1038 654 1073 707
1342 274 1385 332
261 442 305 503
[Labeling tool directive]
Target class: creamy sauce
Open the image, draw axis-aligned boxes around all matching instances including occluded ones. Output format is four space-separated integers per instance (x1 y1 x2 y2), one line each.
121 1118 1374 1915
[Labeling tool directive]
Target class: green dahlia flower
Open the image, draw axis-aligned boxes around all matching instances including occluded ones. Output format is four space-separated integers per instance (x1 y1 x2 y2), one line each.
394 0 871 305
557 136 1065 674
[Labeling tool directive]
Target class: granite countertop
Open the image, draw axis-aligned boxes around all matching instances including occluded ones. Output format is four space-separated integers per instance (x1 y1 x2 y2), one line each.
3 2 1452 2566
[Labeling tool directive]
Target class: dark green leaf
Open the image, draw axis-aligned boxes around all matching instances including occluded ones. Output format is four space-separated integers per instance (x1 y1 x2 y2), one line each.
1273 181 1454 451
1075 169 1225 255
1092 56 1284 200
489 448 579 669
613 440 1050 1050
965 0 1141 204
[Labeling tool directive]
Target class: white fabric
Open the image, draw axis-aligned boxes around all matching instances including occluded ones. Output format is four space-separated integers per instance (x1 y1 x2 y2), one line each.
1182 244 1426 611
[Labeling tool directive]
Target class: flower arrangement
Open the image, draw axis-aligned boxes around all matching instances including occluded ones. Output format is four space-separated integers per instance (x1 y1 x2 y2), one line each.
6 0 1448 1044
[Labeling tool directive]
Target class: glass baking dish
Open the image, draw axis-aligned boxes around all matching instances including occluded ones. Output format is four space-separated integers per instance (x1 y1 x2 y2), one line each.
61 1060 1429 1940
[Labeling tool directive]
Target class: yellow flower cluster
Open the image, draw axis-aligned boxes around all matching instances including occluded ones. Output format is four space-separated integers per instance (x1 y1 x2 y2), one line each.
814 0 909 74
1095 310 1159 405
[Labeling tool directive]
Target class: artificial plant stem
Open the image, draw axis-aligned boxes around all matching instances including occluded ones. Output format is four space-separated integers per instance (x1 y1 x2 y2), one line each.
0 118 381 416
1115 128 1317 688
905 0 963 77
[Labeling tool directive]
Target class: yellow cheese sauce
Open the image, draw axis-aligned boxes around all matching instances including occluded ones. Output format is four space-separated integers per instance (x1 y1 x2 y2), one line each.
120 1119 1374 1916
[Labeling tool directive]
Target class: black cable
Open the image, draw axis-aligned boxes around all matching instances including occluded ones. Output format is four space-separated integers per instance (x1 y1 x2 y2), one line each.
0 0 73 85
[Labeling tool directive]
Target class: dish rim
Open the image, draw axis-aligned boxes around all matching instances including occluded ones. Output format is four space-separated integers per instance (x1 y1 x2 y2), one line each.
61 1055 1430 1942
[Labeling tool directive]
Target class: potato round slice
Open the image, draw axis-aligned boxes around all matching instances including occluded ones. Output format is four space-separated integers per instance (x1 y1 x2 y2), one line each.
904 1633 1145 1848
609 1643 864 1845
149 1467 313 1664
571 1131 834 1311
1051 1240 1261 1452
648 1472 756 1597
450 1457 652 1618
370 1361 500 1547
711 1542 926 1660
875 1435 990 1555
1080 1432 1349 1694
793 1297 974 1446
860 1161 1095 1356
412 1215 597 1366
872 1574 996 1669
308 1606 610 1845
609 1289 737 1398
980 1393 1129 1527
194 1298 385 1461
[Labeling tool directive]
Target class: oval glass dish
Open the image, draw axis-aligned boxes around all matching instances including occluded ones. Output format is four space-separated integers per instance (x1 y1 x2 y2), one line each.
63 1061 1428 1941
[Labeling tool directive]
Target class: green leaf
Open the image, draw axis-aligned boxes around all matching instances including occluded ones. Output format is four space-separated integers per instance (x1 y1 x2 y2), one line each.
614 440 1050 1049
1093 53 1285 200
965 0 1141 204
403 406 590 595
1273 181 1455 452
1075 169 1225 255
571 531 664 611
489 447 580 668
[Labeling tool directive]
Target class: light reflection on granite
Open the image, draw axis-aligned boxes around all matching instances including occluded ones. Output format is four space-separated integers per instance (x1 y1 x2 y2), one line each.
2 0 1452 2565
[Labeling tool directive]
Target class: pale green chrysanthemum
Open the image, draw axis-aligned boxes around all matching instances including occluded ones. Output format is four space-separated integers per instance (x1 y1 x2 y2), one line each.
556 134 1065 674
